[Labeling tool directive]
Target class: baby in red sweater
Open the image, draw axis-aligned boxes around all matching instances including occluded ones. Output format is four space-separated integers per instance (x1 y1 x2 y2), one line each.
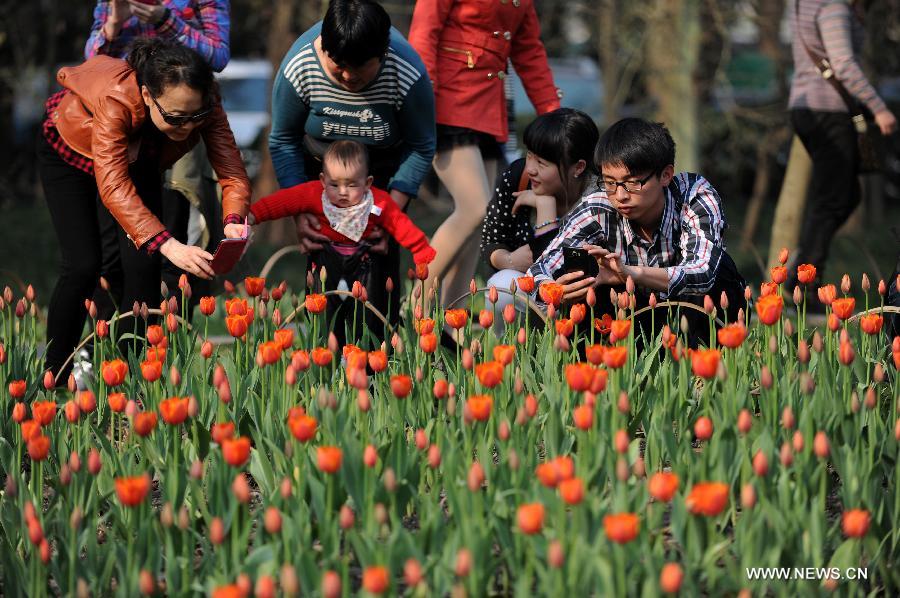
250 140 435 266
250 140 434 344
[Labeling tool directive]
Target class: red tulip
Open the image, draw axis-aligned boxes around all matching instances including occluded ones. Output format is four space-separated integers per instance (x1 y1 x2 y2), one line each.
685 482 729 516
199 296 216 316
115 473 151 507
159 397 189 425
466 394 493 421
222 436 251 468
305 293 327 314
517 503 545 534
101 359 128 387
244 276 265 297
317 446 343 473
603 512 639 544
475 361 504 388
841 509 870 538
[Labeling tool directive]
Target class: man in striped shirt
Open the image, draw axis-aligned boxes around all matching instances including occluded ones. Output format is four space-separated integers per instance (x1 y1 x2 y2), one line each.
528 118 744 319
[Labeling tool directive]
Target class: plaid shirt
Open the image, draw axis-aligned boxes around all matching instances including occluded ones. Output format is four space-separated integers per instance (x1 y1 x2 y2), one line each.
85 0 230 72
43 91 94 176
528 173 728 299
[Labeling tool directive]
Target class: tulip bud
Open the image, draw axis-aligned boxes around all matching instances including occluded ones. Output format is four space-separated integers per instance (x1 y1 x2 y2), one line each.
812 331 823 353
703 294 715 314
813 431 830 458
338 505 354 530
632 456 646 478
467 461 485 492
321 571 341 598
139 570 155 595
201 340 213 359
617 390 630 414
851 391 860 413
784 319 794 338
861 273 870 292
737 409 752 435
232 473 251 503
616 457 630 481
719 290 729 311
190 459 204 480
586 286 596 307
280 477 293 499
680 315 689 336
874 363 885 383
782 406 795 430
801 372 816 395
383 467 397 493
768 335 778 354
864 386 876 410
548 540 564 568
760 366 773 390
428 444 441 468
374 502 389 526
60 464 72 486
178 506 190 530
744 285 753 301
780 442 794 467
281 564 299 597
752 450 769 476
741 484 756 510
798 340 810 364
160 502 174 528
554 333 570 352
264 506 282 534
793 285 803 306
88 448 102 475
841 274 851 294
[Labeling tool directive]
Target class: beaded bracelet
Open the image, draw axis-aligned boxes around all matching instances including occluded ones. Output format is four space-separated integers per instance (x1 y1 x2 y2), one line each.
534 217 559 230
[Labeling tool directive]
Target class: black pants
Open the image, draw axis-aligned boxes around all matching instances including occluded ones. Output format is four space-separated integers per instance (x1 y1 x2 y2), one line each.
310 243 393 348
37 134 164 377
790 109 860 282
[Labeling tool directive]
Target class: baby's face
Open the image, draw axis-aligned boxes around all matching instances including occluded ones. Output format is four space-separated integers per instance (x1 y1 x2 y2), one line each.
321 159 371 208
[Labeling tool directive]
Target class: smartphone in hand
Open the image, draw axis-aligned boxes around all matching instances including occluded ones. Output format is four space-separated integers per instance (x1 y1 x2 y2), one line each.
562 246 600 278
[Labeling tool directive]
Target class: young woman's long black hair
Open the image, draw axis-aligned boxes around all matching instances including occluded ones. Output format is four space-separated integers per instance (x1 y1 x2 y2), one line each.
127 38 217 105
523 108 600 205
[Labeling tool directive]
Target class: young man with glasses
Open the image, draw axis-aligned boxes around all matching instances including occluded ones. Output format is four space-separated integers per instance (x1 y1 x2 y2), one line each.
528 117 745 341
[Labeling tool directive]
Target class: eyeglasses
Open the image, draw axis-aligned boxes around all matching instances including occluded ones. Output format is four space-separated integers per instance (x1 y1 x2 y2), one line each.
598 172 655 194
150 95 211 127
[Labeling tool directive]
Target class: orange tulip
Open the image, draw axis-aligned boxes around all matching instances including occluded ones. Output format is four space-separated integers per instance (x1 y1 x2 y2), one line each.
31 401 57 426
841 508 870 538
516 276 535 293
222 436 251 468
444 309 468 330
859 314 883 335
475 361 504 388
559 477 585 505
288 414 317 442
659 563 684 594
538 282 565 306
759 281 778 297
610 319 631 341
101 359 128 387
133 412 158 437
414 318 435 335
573 404 593 430
159 397 189 425
390 374 412 398
12 402 26 423
199 296 216 316
603 346 628 369
685 481 729 516
603 512 639 544
838 339 855 366
770 265 787 284
244 276 265 297
367 350 388 373
832 297 855 320
797 264 816 284
535 456 575 488
591 369 609 393
555 318 574 337
361 566 390 594
257 341 282 366
691 348 720 379
21 419 41 441
317 446 343 473
225 314 248 338
146 325 165 346
274 328 294 350
418 332 437 354
76 390 97 413
311 347 333 367
108 392 127 413
717 323 746 349
211 585 241 598
594 313 612 335
492 344 515 366
648 472 680 502
9 379 26 398
517 503 545 534
211 422 235 444
585 343 605 365
27 435 50 461
694 416 713 441
466 394 493 421
115 473 151 507
755 294 783 325
565 362 596 392
305 293 327 314
140 359 163 382
817 284 836 306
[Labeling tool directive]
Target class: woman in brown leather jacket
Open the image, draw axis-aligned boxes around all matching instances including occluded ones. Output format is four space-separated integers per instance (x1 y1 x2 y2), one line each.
37 38 250 378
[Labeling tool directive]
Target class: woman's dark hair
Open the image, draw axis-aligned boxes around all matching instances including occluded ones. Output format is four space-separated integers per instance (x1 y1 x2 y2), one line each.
524 108 600 195
321 0 391 67
594 117 675 177
127 38 217 105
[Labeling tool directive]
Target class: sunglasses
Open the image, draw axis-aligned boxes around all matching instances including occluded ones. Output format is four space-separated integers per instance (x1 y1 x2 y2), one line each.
150 95 211 127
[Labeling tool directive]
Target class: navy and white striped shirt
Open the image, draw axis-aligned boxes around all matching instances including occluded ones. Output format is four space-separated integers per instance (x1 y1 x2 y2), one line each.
528 173 728 299
269 22 436 196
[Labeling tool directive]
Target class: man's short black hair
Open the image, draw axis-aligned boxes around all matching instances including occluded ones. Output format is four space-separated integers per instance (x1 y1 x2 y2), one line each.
321 0 391 67
594 117 676 177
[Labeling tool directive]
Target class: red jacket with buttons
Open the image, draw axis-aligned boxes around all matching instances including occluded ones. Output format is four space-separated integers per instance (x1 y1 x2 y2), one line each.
408 0 561 142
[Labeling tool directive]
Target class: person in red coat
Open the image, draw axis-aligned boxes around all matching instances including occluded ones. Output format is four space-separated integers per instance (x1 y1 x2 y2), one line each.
250 140 436 346
408 0 561 318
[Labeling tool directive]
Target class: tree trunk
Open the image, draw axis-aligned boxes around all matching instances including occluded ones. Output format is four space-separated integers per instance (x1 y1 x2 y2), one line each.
645 0 701 172
767 135 812 266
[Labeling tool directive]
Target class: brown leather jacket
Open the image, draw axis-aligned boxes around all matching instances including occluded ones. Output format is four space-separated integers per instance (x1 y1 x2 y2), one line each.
51 55 250 249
